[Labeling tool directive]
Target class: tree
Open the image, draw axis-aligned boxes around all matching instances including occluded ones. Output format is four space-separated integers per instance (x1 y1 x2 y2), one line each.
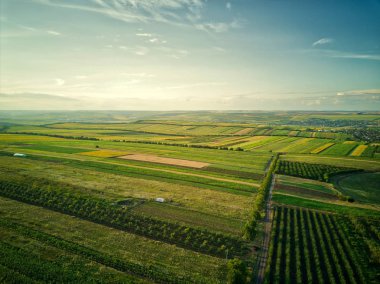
227 258 248 284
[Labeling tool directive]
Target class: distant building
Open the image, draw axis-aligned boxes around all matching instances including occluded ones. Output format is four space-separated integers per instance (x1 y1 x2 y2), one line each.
13 153 26 157
155 197 165 203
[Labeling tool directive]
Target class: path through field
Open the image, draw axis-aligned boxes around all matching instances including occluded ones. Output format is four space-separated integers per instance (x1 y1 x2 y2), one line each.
256 174 275 284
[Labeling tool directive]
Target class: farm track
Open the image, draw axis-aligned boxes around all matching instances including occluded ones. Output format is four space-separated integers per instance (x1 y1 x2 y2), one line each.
12 151 260 188
255 174 275 284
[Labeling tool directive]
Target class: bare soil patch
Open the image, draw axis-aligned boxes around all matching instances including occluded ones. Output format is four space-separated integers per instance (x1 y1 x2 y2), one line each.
118 154 210 168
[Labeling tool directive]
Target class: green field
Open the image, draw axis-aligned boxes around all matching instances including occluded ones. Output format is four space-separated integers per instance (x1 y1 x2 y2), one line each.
0 111 379 283
332 172 380 206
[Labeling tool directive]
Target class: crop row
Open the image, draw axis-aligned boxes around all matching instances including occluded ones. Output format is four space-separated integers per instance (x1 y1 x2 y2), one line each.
347 217 380 266
0 219 205 284
0 180 249 259
265 206 365 284
276 160 359 181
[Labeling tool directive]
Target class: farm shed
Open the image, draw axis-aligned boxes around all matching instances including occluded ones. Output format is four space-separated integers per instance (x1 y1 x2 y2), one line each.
13 153 26 157
155 198 165 203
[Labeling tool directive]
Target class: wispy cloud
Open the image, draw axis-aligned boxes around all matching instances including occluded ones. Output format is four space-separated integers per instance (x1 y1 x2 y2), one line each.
195 19 242 33
33 0 241 33
226 2 232 10
47 30 61 36
330 52 380 61
337 89 380 97
312 38 333 46
136 33 152 37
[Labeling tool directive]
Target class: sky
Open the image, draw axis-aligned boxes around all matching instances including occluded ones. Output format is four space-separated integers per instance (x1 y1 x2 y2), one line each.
0 0 380 110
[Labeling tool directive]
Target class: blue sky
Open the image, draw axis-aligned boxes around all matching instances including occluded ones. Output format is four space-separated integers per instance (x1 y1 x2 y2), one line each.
0 0 379 110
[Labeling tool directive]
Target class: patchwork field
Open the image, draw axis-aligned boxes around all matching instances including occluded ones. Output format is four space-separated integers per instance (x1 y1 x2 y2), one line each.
0 111 379 283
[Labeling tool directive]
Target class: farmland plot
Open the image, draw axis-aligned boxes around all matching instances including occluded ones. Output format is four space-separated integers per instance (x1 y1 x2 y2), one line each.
265 206 365 284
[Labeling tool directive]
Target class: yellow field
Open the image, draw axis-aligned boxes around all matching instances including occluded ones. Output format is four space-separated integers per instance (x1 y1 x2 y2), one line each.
288 131 299 136
343 141 356 144
233 128 254 135
79 149 128 157
310 142 335 154
350 145 368 156
278 138 310 152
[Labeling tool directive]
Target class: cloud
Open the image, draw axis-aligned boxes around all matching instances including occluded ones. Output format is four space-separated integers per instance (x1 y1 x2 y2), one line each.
54 78 65 86
330 52 380 61
226 2 231 10
312 38 333 46
136 33 152 37
47 30 61 36
34 0 241 33
195 19 242 33
336 89 380 97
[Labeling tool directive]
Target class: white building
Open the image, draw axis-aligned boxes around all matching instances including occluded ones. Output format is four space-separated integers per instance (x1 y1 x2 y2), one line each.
155 197 165 203
13 153 26 157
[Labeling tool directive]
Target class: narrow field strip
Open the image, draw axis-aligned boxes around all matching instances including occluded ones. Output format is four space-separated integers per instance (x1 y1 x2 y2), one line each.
350 145 367 157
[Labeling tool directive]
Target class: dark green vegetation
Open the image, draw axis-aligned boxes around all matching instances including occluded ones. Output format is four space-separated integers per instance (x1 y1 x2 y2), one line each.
243 154 278 240
0 111 379 283
332 172 380 205
0 179 249 258
276 160 360 181
265 206 367 284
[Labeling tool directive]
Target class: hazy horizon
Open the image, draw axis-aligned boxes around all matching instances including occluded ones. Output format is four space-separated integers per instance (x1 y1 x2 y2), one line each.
1 0 380 110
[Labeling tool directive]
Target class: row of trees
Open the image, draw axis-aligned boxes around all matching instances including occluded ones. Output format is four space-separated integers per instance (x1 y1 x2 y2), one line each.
115 140 245 151
264 206 365 284
276 160 359 181
243 154 279 240
0 219 203 284
7 131 99 141
0 180 249 259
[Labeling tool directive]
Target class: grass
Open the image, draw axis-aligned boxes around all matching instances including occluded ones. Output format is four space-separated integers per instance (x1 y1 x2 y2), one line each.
0 224 145 283
21 144 89 154
319 143 358 156
332 172 380 206
80 149 129 157
133 202 244 236
282 154 380 171
0 156 252 220
0 197 227 282
272 193 380 217
276 175 337 197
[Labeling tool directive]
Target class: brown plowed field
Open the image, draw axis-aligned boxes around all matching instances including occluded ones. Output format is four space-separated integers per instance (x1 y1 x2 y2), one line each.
118 154 210 168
